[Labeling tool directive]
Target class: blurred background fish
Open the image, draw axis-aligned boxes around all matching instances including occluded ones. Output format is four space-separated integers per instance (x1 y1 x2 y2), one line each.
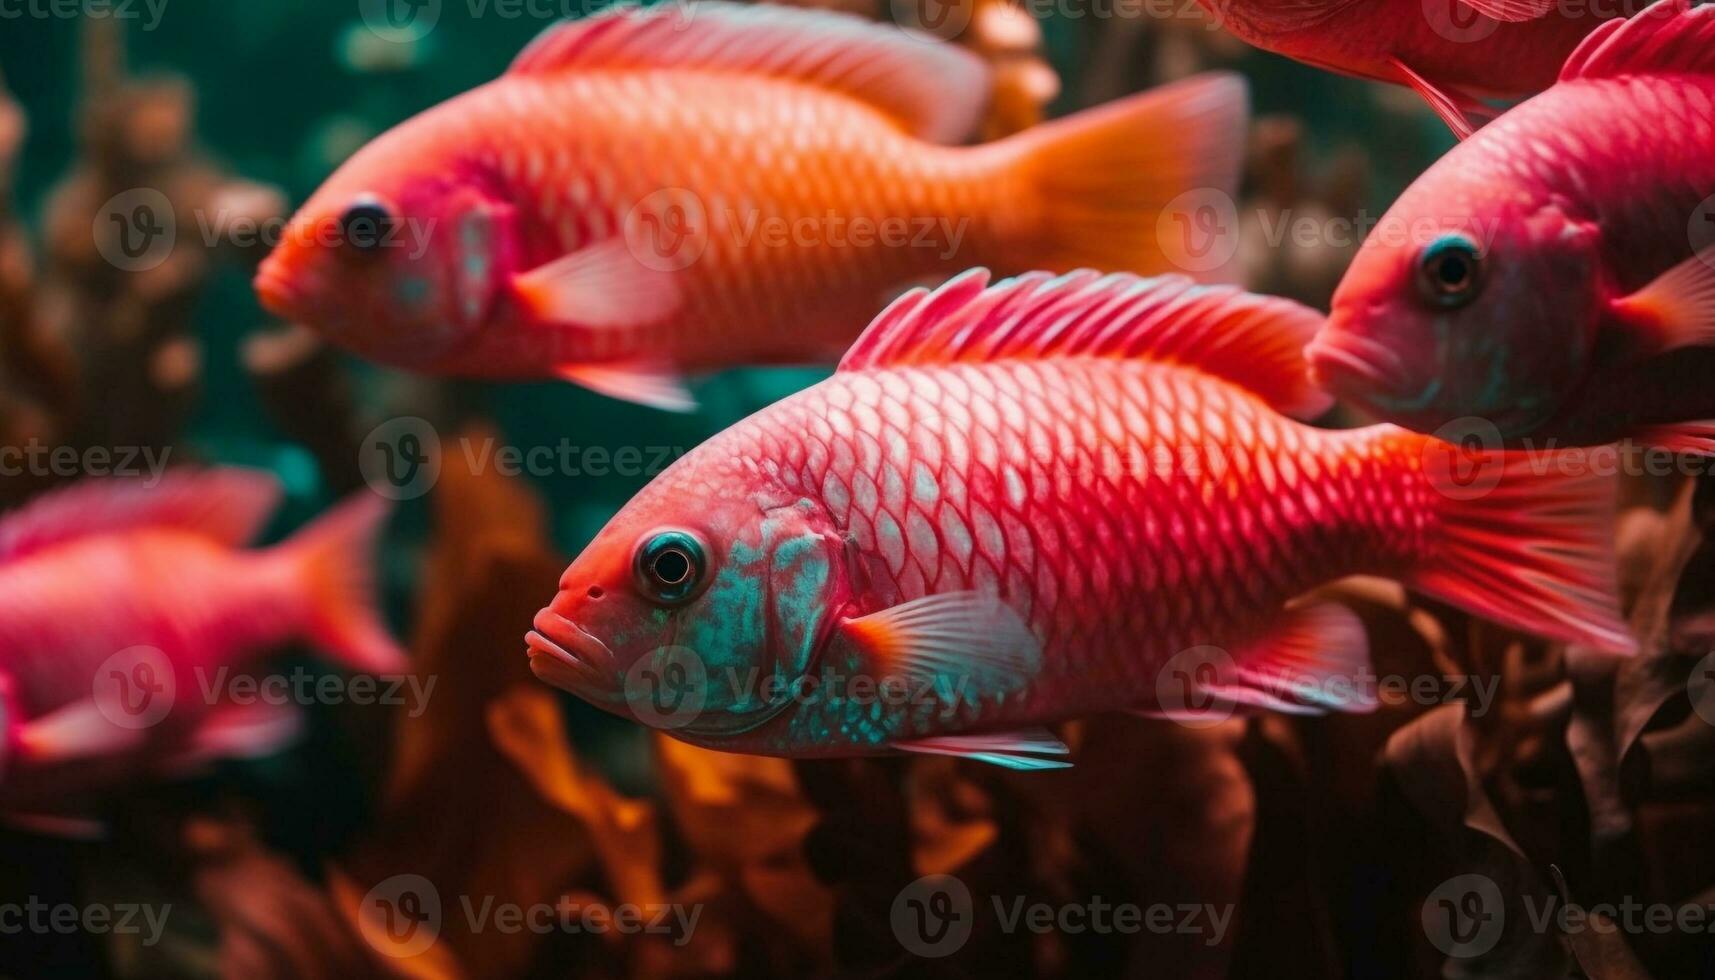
1198 0 1641 137
529 270 1633 769
0 469 401 836
254 3 1250 409
1311 0 1715 448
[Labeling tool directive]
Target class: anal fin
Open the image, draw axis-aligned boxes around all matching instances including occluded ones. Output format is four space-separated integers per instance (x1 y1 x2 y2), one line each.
1633 422 1715 457
1389 58 1498 140
895 728 1073 770
556 361 697 412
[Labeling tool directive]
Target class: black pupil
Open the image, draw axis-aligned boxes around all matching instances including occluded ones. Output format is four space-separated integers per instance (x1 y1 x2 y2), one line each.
1436 252 1472 289
342 202 391 251
651 548 692 586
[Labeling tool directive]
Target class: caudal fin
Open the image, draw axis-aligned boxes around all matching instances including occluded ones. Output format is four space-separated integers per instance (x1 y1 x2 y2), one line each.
280 493 407 673
1005 73 1249 279
1409 443 1635 653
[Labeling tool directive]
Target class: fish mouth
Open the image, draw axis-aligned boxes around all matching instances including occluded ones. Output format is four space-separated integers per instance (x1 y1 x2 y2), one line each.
526 609 618 697
1304 330 1415 405
253 262 304 321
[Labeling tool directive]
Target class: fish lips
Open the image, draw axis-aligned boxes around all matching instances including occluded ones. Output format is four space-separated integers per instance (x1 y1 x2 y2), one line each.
527 609 620 702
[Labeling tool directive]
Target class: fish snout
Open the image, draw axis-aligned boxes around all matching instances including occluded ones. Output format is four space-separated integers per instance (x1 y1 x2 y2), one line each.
526 606 618 697
1304 326 1414 406
253 259 304 322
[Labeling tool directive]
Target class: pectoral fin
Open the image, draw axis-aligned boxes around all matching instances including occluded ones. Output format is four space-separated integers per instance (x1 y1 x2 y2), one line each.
555 362 697 412
1612 249 1715 355
15 698 146 764
511 238 682 330
839 591 1042 707
1389 58 1497 140
895 728 1073 770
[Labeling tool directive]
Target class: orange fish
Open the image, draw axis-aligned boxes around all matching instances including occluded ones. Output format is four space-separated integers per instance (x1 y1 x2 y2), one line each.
255 2 1249 409
0 470 403 834
529 270 1632 769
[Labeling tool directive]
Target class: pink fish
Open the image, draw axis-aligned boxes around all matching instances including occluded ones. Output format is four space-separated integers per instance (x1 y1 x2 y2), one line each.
0 470 403 833
1201 0 1639 137
1310 0 1715 449
255 2 1248 410
527 269 1632 770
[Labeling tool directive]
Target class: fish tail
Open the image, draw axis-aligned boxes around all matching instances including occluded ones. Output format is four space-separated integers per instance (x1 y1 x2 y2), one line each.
277 493 407 673
1001 72 1248 278
1405 436 1635 654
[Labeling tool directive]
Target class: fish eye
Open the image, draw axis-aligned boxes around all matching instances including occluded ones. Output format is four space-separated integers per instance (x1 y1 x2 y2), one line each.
1416 234 1484 308
339 196 395 253
633 529 708 605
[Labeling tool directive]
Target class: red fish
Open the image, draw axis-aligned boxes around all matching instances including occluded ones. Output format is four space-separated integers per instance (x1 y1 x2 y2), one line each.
255 2 1249 410
0 470 403 833
1199 0 1637 137
1309 0 1715 449
527 269 1632 770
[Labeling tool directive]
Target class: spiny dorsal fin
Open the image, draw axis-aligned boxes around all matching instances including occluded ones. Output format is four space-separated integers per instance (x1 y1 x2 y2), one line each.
508 2 989 144
838 269 1334 420
0 468 282 562
1560 0 1715 82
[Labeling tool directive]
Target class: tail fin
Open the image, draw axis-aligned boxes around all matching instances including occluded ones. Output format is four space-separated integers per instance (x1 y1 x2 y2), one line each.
1408 442 1635 653
1004 72 1249 279
280 493 407 673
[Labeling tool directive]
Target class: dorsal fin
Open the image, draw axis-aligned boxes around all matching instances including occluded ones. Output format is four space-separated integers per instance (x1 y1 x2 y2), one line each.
508 2 989 144
0 468 282 562
838 269 1334 420
1560 0 1715 82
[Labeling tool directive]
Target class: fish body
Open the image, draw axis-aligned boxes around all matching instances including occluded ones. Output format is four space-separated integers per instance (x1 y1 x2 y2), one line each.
0 471 402 829
256 3 1248 409
529 270 1632 769
1310 0 1715 447
1202 0 1633 135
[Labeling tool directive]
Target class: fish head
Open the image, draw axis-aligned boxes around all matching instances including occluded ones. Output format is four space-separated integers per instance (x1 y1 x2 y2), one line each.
1312 192 1604 437
530 462 854 744
255 130 520 369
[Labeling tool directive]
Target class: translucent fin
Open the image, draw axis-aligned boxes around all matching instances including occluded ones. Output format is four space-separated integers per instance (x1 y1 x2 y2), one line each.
1560 0 1715 82
0 468 281 561
896 728 1073 770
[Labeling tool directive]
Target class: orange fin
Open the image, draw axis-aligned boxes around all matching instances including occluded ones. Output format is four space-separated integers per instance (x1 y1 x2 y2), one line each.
164 699 302 774
1633 422 1715 456
1007 73 1249 279
280 493 406 674
1612 249 1715 354
509 2 988 143
1560 0 1714 82
16 698 147 764
1456 0 1557 22
511 238 682 330
840 591 1042 707
840 269 1334 420
0 468 281 561
1389 58 1498 140
1410 443 1634 653
555 361 696 412
895 728 1073 770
